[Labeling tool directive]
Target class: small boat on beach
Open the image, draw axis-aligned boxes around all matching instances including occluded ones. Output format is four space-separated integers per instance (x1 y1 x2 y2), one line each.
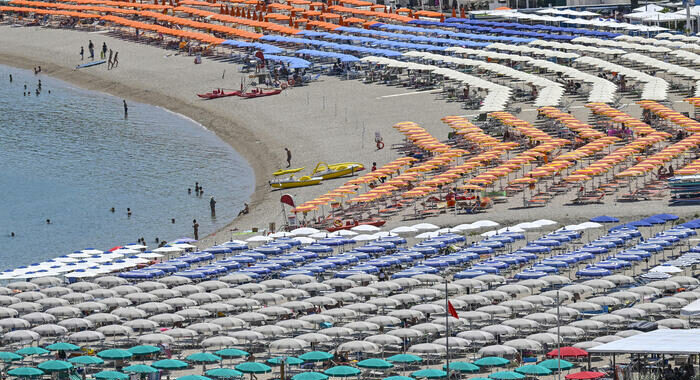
197 89 241 99
239 88 282 98
326 218 386 232
270 175 322 189
312 162 365 180
273 167 305 176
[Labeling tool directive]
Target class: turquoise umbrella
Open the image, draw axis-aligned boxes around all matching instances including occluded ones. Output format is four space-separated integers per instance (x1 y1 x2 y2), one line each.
128 346 161 356
123 365 158 374
38 360 73 372
411 369 446 379
298 351 333 362
98 350 133 360
267 357 304 366
324 366 361 377
386 354 422 364
45 343 80 351
0 352 23 362
95 371 129 380
8 367 44 377
538 359 574 371
186 353 222 364
292 373 329 380
235 362 271 374
384 377 414 380
474 357 509 367
177 376 212 380
489 372 526 380
152 359 188 370
16 347 50 356
69 356 105 366
215 349 249 359
357 359 394 369
205 368 244 379
444 362 480 373
515 365 552 376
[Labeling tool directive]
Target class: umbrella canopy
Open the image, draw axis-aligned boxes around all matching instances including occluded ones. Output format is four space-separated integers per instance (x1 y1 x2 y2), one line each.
178 376 212 380
539 359 574 371
98 349 133 360
357 359 394 369
123 365 159 374
490 372 525 380
68 356 105 366
186 353 222 364
128 346 161 355
0 352 23 362
299 351 333 362
384 377 414 380
292 373 329 380
267 357 304 366
387 354 422 363
205 368 244 379
515 365 552 376
565 372 606 380
7 368 44 377
325 366 361 377
215 349 249 358
16 347 50 356
444 362 480 373
38 361 73 372
412 369 447 379
235 362 271 374
45 343 80 351
547 347 588 358
474 357 509 367
95 371 129 380
152 360 188 370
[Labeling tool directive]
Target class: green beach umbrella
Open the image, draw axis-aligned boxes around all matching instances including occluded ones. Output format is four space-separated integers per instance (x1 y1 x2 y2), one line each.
38 360 73 372
324 366 361 377
123 365 158 374
299 351 333 362
383 377 413 380
515 365 552 376
0 352 23 362
489 372 526 380
538 359 574 371
98 349 133 360
234 362 271 374
8 367 44 377
45 343 80 351
474 357 509 367
444 362 480 373
215 349 249 358
177 376 212 380
94 371 129 380
69 356 105 366
186 353 222 364
16 347 50 356
292 372 329 380
357 359 393 369
267 357 304 366
411 369 446 379
128 346 161 355
386 354 422 364
205 368 244 379
152 359 188 370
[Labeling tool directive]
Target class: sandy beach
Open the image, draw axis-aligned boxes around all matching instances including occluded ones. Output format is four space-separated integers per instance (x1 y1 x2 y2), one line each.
1 25 698 248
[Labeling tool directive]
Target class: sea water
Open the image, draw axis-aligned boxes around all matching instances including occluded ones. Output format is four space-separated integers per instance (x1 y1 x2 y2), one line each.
0 64 255 269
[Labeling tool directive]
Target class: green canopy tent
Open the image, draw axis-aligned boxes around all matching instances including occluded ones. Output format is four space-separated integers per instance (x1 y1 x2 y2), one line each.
177 375 212 380
235 362 271 380
186 353 222 364
383 377 414 380
411 369 446 379
94 371 129 380
7 367 44 378
473 358 509 368
538 359 574 371
515 365 552 376
298 352 333 362
128 346 161 356
489 371 526 380
123 365 159 374
68 356 105 366
45 343 80 352
152 360 188 370
444 362 480 373
357 359 393 369
38 360 73 372
0 352 23 362
98 350 133 360
324 366 361 378
205 368 243 379
291 372 328 380
386 355 422 364
16 348 50 357
214 350 249 359
267 357 304 366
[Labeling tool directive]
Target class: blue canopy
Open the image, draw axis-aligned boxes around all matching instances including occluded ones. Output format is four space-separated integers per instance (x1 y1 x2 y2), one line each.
590 216 620 223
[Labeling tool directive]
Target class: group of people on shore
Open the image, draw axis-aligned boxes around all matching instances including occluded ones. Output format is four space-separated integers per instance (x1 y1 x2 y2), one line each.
80 40 119 69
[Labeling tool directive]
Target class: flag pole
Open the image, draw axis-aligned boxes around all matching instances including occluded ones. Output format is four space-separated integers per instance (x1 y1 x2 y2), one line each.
446 279 450 380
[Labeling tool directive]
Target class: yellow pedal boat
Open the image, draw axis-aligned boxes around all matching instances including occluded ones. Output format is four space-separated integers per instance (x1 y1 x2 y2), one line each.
312 162 365 180
273 167 305 176
269 175 323 189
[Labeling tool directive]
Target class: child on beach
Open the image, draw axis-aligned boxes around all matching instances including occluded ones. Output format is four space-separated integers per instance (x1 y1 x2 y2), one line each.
80 46 84 60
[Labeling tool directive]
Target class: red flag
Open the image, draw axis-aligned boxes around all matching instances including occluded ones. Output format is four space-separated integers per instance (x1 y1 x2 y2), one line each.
447 300 459 319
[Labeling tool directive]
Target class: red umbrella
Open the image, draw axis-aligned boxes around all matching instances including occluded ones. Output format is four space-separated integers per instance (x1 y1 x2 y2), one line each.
565 372 606 380
547 347 589 358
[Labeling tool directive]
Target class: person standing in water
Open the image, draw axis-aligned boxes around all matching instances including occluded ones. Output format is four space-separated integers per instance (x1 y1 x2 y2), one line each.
210 197 216 216
192 219 199 240
123 100 128 118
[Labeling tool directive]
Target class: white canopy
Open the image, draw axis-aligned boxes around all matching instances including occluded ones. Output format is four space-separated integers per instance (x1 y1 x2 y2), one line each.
589 329 700 354
681 299 700 316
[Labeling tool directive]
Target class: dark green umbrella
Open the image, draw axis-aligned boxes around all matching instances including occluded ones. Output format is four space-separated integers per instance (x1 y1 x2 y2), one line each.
177 376 212 380
298 351 333 362
0 352 23 362
68 356 105 366
444 362 480 373
515 365 552 376
383 377 414 380
214 349 249 359
538 359 574 371
98 350 133 360
38 360 73 372
152 359 188 370
8 367 44 377
267 357 304 366
45 343 80 351
324 366 361 377
292 373 328 380
123 365 159 374
94 371 129 380
474 357 509 367
234 362 271 374
357 359 393 369
411 369 446 379
16 347 50 356
128 346 161 356
205 368 244 379
186 353 222 364
489 371 526 380
386 354 422 364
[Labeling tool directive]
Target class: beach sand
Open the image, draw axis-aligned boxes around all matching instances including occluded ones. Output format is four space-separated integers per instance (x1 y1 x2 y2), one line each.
1 25 697 247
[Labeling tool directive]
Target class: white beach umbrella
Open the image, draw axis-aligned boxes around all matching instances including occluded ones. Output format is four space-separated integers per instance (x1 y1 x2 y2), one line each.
478 345 517 357
296 333 332 343
457 330 495 343
201 336 238 348
69 330 105 343
138 333 175 345
338 340 379 353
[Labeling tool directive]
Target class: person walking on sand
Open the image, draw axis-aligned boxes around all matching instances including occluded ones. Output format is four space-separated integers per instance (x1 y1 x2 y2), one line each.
210 197 216 215
88 40 94 60
107 49 113 69
123 100 128 117
101 42 107 60
112 51 119 68
192 219 199 240
80 46 84 60
285 147 292 168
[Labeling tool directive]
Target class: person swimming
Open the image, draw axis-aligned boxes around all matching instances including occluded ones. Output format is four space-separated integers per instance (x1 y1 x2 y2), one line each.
127 208 132 217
